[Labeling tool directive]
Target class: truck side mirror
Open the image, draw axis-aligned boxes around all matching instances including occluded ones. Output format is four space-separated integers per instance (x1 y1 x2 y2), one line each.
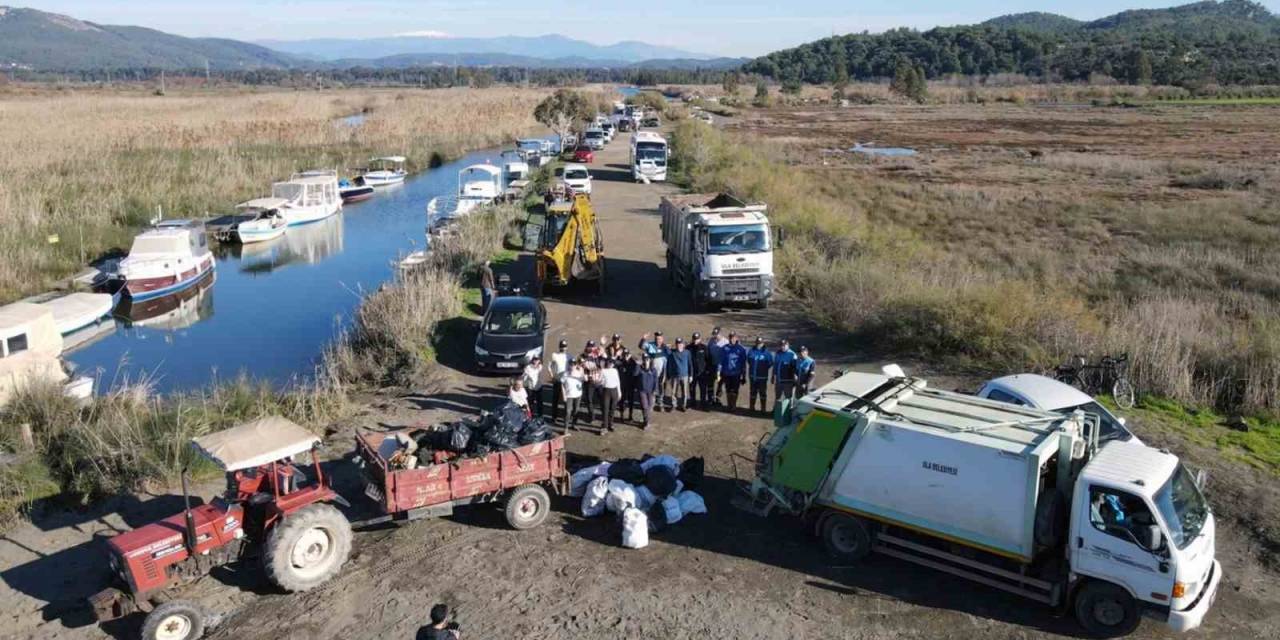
1142 524 1163 551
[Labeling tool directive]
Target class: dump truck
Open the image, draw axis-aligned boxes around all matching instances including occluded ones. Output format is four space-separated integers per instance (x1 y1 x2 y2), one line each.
742 367 1220 637
535 193 606 295
660 193 776 308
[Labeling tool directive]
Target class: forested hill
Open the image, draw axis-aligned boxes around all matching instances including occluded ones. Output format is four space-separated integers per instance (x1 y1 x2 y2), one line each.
744 0 1280 86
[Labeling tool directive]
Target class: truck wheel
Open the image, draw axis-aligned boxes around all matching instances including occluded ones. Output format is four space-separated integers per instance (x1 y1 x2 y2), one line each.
263 503 353 592
758 297 770 310
1074 581 1141 637
141 601 205 640
821 513 872 562
504 484 551 530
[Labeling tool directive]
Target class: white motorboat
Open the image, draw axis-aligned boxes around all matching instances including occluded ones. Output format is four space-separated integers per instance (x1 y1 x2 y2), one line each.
270 173 342 226
500 150 529 183
362 156 408 187
425 163 503 224
117 221 216 301
23 291 116 335
223 199 288 244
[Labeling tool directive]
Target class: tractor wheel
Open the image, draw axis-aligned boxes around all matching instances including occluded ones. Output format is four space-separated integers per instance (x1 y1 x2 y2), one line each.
141 601 205 640
821 513 873 562
504 484 551 530
263 503 352 593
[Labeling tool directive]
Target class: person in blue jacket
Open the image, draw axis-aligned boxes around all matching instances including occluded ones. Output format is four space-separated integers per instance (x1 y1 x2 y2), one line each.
668 338 693 411
772 338 799 404
636 355 659 429
718 332 748 413
746 337 774 415
795 346 817 396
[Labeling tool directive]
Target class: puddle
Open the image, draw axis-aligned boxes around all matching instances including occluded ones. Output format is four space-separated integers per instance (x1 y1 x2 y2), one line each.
850 143 917 157
337 113 367 128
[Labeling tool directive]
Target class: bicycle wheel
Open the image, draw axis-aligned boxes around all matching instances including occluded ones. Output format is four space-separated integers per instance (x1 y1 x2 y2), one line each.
1112 378 1136 410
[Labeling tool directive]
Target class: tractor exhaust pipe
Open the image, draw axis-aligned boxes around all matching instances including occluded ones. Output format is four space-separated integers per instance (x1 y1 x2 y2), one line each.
180 468 197 553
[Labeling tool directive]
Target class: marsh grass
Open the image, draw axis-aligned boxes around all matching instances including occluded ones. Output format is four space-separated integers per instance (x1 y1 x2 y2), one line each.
0 86 546 301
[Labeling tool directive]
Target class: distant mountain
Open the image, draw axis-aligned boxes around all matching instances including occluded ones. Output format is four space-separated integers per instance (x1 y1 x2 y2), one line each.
330 52 748 71
981 12 1083 33
747 0 1280 86
260 34 713 64
0 5 296 70
631 57 749 71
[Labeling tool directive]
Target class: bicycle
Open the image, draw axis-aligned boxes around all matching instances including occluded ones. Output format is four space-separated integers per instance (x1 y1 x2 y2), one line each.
1054 353 1136 410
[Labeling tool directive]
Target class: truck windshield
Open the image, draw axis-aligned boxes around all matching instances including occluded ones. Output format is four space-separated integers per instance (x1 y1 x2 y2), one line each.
1153 464 1209 549
707 224 769 254
636 144 667 165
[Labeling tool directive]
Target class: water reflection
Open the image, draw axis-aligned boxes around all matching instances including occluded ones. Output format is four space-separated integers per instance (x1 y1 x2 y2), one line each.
115 270 216 331
213 213 345 275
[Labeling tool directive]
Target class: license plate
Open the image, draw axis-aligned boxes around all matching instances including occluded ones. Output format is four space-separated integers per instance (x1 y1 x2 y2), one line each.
364 482 384 503
731 295 751 302
496 361 518 368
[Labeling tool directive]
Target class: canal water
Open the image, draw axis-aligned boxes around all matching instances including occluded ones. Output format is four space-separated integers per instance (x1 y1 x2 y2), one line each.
67 145 537 393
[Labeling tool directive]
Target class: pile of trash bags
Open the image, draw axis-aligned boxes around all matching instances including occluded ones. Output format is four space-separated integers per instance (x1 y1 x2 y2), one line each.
386 402 554 469
571 454 707 549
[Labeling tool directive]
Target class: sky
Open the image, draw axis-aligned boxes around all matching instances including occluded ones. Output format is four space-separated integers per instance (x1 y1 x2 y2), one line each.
19 0 1280 57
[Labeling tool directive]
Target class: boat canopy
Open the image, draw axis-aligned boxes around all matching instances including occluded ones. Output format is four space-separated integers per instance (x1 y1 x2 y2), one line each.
128 230 192 257
191 416 321 471
461 163 502 178
238 197 289 211
0 303 61 352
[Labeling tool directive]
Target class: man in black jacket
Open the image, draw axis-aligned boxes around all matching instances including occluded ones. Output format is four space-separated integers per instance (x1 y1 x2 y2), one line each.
417 604 460 639
687 332 711 410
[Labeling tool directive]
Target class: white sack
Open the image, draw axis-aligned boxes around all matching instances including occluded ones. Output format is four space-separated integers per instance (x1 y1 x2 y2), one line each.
605 479 637 514
581 476 609 517
569 462 612 497
621 507 650 549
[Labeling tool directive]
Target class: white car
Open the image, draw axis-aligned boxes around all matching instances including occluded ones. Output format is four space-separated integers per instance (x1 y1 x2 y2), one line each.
559 164 592 195
601 121 616 142
976 374 1140 445
583 128 606 150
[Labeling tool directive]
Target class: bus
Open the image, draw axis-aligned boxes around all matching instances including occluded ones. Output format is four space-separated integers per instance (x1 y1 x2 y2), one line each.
629 131 668 183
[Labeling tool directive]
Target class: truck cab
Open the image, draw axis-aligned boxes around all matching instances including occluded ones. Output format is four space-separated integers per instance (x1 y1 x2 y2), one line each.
746 368 1220 636
660 193 775 308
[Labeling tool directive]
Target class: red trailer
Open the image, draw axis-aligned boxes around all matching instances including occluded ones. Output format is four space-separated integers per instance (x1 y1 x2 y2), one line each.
355 430 568 529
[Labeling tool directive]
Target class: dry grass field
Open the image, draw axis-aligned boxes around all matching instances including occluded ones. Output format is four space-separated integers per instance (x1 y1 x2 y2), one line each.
0 85 548 302
674 98 1280 419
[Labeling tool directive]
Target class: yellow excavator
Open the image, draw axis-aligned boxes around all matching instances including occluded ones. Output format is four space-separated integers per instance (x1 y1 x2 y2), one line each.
535 193 606 295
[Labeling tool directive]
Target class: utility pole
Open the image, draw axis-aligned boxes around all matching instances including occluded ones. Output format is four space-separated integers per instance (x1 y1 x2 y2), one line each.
160 68 167 94
205 59 211 84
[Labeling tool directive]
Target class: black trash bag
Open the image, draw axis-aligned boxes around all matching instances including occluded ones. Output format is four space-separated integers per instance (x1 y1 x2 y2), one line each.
607 458 645 485
484 421 520 450
647 500 668 533
447 422 472 452
416 449 437 466
678 456 705 491
497 401 526 432
469 441 494 457
518 417 552 445
644 465 678 498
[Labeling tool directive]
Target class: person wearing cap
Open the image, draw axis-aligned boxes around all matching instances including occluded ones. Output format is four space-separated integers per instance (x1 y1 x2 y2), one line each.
562 362 585 430
479 260 496 314
619 348 638 422
747 337 775 414
636 354 658 429
521 356 545 417
707 326 729 405
580 345 602 425
772 338 799 405
638 332 670 411
605 333 625 360
718 332 748 412
795 346 817 396
687 332 711 409
668 338 693 411
549 340 570 424
601 358 621 432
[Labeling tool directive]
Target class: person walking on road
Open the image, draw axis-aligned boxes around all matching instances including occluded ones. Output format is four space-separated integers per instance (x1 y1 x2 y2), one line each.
479 260 496 313
417 603 461 640
795 346 817 397
562 362 584 431
549 340 569 424
601 358 621 432
522 356 544 417
719 332 748 412
707 326 728 405
668 338 692 411
772 339 798 405
636 355 658 429
688 332 711 409
747 337 774 415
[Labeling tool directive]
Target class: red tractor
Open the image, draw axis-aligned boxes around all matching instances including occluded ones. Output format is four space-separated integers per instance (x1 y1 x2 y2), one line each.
89 417 353 640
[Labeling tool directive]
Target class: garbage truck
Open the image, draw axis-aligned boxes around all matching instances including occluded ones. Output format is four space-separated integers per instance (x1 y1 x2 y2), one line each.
742 367 1220 637
660 193 776 309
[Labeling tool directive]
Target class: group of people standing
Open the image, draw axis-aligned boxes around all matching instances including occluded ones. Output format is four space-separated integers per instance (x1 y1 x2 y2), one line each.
507 327 817 432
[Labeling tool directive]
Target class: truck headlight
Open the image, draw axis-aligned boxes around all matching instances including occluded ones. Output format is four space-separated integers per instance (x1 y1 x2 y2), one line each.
475 345 489 356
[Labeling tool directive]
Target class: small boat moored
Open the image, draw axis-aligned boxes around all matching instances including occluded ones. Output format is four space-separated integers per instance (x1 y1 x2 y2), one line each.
339 176 375 203
0 302 96 405
116 221 216 301
220 199 288 244
362 156 408 187
23 291 116 336
272 172 343 226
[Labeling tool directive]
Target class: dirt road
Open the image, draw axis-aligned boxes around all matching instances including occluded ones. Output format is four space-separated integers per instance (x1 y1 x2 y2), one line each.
3 127 1277 640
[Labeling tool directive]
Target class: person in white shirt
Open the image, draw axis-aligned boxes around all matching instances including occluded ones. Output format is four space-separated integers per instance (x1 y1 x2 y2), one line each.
548 340 569 424
600 359 621 432
508 378 529 416
522 356 544 417
561 363 584 431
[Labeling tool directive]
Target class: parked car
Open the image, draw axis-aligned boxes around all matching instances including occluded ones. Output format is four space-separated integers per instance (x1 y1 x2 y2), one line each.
474 296 547 373
572 145 595 163
559 164 592 195
601 121 616 141
975 373 1140 445
583 128 606 150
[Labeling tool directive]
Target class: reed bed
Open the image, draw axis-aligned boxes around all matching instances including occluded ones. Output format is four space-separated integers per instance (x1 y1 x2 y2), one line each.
0 86 547 302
